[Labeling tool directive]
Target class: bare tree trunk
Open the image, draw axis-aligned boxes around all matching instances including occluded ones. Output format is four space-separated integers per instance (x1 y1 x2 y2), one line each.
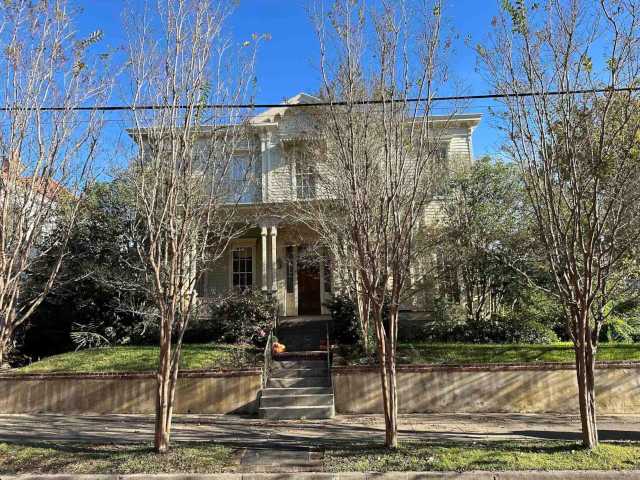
575 311 598 449
385 309 399 448
355 281 370 354
0 309 16 367
373 305 398 448
0 335 6 367
154 314 173 453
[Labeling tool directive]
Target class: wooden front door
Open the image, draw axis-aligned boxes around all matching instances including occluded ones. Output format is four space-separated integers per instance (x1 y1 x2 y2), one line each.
297 264 321 315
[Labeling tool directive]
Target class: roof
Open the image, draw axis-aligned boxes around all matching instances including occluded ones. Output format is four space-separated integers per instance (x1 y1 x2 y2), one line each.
249 92 321 125
248 92 482 129
126 92 482 137
1 160 71 202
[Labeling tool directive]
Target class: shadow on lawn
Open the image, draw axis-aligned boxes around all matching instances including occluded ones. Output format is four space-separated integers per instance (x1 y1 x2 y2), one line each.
0 440 235 475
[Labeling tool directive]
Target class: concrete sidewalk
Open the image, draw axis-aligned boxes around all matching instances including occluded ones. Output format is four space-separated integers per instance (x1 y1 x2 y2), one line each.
2 414 640 477
1 413 640 447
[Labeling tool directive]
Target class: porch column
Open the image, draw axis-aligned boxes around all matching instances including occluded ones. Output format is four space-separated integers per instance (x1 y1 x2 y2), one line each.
261 227 268 290
270 225 278 292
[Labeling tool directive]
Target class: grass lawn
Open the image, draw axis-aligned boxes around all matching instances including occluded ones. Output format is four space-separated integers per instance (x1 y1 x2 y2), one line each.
3 440 640 474
337 342 640 365
14 342 640 373
0 442 235 475
324 440 640 472
14 343 262 374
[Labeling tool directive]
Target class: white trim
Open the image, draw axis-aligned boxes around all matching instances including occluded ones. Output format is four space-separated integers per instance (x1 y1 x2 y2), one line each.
260 227 268 290
233 238 258 248
270 226 278 292
260 134 269 202
228 240 257 290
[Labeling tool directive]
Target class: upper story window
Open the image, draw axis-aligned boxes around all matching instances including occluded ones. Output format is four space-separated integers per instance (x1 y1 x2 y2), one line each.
295 154 316 200
228 155 255 204
432 142 450 196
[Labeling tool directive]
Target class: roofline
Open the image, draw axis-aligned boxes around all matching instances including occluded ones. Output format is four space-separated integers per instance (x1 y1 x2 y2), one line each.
126 124 243 143
126 112 482 140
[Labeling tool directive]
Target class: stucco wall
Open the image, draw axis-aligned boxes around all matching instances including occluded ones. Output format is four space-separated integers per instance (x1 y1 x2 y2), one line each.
0 369 261 415
332 363 640 414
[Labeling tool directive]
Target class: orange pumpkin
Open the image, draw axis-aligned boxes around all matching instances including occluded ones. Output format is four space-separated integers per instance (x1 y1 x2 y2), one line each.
272 342 286 354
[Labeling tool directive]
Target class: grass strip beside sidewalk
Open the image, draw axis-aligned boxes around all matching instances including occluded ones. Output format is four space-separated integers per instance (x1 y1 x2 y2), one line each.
3 440 640 474
323 440 640 472
0 442 236 474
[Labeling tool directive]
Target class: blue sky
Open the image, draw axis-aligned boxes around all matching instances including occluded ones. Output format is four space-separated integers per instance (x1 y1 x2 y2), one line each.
79 0 504 163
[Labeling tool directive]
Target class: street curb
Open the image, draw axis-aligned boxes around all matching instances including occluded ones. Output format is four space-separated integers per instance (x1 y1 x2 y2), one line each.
3 472 640 479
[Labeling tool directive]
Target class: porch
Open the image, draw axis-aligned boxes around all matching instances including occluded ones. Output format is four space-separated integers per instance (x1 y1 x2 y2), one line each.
198 220 333 317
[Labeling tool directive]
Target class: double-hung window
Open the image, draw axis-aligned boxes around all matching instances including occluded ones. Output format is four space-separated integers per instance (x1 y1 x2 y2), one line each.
232 247 253 290
295 152 316 199
228 155 254 204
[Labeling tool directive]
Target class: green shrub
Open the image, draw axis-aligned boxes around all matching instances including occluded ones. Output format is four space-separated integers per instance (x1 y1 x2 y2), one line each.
419 298 467 342
416 295 559 344
599 298 640 343
209 290 277 348
325 292 361 345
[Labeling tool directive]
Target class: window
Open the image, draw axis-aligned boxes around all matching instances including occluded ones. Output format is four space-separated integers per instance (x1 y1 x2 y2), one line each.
286 246 294 293
323 256 332 294
228 155 255 203
433 143 450 196
232 247 253 290
295 154 316 199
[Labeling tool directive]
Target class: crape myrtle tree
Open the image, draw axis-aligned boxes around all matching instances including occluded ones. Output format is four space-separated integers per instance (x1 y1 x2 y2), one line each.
125 0 261 453
478 0 640 448
308 0 455 448
0 0 109 366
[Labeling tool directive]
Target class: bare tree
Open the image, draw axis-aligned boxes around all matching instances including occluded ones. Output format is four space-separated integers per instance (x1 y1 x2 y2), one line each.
478 0 640 448
0 0 109 366
125 0 260 453
308 0 453 448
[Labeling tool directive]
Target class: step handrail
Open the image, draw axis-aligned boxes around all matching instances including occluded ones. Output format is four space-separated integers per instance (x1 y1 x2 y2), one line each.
326 320 332 387
261 304 280 389
262 331 273 389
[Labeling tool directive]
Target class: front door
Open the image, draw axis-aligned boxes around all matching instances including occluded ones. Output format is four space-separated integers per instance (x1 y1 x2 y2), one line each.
297 263 321 315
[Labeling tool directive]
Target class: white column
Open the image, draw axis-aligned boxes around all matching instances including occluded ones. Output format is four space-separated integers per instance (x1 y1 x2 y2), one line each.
270 225 278 292
260 134 268 202
261 227 268 290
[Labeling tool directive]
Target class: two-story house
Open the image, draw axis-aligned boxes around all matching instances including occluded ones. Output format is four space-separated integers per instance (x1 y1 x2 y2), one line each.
195 93 482 318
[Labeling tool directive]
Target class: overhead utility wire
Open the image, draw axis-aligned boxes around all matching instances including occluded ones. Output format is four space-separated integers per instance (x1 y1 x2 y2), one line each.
1 86 638 112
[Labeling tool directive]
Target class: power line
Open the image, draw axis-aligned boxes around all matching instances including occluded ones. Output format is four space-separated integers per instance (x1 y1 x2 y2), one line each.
1 86 638 112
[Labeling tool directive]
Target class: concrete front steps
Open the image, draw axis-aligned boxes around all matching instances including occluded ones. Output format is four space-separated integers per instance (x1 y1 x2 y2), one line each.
259 355 335 420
